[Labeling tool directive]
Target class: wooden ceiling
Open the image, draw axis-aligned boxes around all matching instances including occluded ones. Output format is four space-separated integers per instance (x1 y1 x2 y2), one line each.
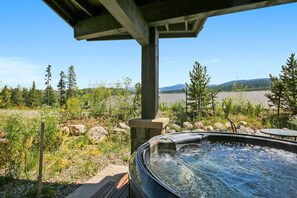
43 0 297 45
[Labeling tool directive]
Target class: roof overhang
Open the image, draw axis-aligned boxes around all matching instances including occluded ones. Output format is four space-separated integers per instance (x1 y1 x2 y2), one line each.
43 0 297 45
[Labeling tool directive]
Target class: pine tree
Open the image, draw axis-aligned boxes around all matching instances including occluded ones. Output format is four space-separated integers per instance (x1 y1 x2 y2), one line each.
43 65 57 106
22 88 29 107
11 86 24 107
185 61 211 120
57 71 67 107
28 81 42 107
265 75 285 115
67 65 77 99
280 53 297 114
0 85 12 108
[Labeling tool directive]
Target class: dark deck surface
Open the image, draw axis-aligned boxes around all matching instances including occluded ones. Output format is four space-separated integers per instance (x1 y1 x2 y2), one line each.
91 173 129 198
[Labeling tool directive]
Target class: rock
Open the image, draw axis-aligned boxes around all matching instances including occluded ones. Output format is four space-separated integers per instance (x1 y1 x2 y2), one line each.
168 129 176 133
0 138 8 146
88 126 109 144
214 123 225 130
60 126 70 136
171 124 181 130
194 122 204 129
183 122 193 130
205 126 214 131
225 122 232 129
113 128 128 134
118 123 130 130
237 126 254 134
0 131 6 138
192 129 205 132
239 121 248 127
70 125 86 136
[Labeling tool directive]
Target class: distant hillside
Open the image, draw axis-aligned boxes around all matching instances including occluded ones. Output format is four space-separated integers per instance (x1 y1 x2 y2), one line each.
160 78 271 93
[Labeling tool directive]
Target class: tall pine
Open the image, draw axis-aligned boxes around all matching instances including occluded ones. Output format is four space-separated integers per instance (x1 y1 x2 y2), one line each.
280 53 297 114
43 65 57 106
57 71 67 107
265 75 285 115
0 85 12 108
185 61 211 120
67 65 77 99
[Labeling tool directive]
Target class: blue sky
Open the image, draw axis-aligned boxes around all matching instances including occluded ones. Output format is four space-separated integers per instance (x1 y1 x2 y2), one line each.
0 1 296 89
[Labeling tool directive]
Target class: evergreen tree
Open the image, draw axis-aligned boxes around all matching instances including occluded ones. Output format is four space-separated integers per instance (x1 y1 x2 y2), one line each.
11 86 24 107
43 65 57 106
28 81 42 107
67 65 77 99
0 85 12 108
265 75 285 115
280 53 297 114
57 71 67 107
185 62 211 120
22 88 29 107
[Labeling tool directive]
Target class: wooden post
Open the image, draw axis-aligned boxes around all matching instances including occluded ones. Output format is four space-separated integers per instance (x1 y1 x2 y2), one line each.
38 122 45 198
141 27 159 119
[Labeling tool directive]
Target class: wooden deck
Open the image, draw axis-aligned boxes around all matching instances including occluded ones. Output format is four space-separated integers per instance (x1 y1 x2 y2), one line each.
66 165 129 198
91 173 129 198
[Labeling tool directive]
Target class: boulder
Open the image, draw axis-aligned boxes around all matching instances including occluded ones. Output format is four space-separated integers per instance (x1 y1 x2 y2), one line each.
205 126 214 131
88 126 109 144
194 122 204 129
168 129 176 133
70 125 86 136
171 124 181 131
183 122 193 130
239 121 248 127
192 129 205 132
237 126 254 134
0 138 8 146
225 122 232 129
0 131 6 138
118 123 130 130
214 123 225 130
60 126 70 136
113 128 128 134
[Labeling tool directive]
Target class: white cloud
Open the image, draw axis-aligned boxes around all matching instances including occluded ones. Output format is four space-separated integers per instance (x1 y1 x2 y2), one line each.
0 57 44 88
210 58 219 63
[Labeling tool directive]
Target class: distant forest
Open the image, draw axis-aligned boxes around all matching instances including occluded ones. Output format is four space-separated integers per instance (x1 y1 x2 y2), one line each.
160 78 271 93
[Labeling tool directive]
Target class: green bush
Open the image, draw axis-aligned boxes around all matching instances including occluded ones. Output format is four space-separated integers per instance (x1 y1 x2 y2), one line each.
66 97 82 119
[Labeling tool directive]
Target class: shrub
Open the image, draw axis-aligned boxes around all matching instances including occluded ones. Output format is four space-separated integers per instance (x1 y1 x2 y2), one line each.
66 97 82 119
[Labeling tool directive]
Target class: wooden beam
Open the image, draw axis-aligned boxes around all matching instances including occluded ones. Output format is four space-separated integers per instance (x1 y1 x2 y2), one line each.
74 14 125 40
74 0 297 41
99 0 149 46
70 0 95 17
193 18 207 36
141 28 159 119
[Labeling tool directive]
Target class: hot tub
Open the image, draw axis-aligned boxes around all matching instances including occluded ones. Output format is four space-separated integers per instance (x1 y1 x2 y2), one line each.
129 132 297 198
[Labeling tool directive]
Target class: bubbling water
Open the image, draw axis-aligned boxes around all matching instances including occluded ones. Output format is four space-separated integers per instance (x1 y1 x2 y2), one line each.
148 141 297 198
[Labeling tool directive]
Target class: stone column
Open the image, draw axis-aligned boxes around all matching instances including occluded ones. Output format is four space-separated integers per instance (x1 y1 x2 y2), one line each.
129 118 169 153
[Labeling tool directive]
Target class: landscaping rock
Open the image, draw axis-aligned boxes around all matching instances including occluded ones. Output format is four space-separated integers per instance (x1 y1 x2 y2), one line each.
225 122 232 129
183 122 193 130
118 123 130 130
0 138 8 146
214 123 225 130
192 129 205 132
168 129 176 133
60 126 70 136
237 126 254 134
239 121 248 127
205 126 214 131
88 126 109 144
69 125 86 136
194 122 204 129
0 131 6 138
113 128 128 134
171 124 181 131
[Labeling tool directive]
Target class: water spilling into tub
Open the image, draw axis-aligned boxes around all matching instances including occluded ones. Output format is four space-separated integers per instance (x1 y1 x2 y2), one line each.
148 141 297 198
